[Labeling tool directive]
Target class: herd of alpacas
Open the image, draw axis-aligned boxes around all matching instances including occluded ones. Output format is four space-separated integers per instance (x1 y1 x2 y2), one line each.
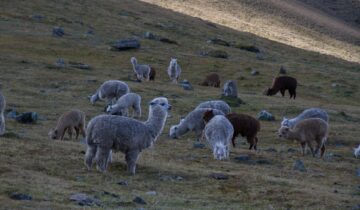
0 57 359 175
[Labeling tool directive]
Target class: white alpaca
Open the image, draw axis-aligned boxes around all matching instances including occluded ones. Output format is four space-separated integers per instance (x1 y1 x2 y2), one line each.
90 80 130 105
167 58 181 83
106 93 141 118
354 145 360 158
130 57 151 81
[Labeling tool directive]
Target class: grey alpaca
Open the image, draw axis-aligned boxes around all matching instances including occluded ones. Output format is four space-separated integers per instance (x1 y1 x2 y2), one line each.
90 80 130 105
130 57 151 81
85 97 171 175
0 91 6 135
281 108 329 128
106 93 141 118
222 80 238 98
169 108 224 140
204 115 234 160
195 100 231 114
167 58 181 83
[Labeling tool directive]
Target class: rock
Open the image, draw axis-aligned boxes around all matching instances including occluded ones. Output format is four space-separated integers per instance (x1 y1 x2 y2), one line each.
69 193 101 206
287 148 297 153
6 109 18 119
68 61 90 70
293 160 307 172
357 169 360 177
256 159 271 165
159 37 178 45
110 39 140 51
234 155 252 164
117 180 128 186
15 112 38 124
52 26 64 37
207 50 228 59
1 131 20 138
331 83 339 88
180 80 193 90
352 204 360 210
251 69 259 76
279 66 287 74
9 193 32 201
133 196 146 205
55 58 66 68
235 44 260 53
256 52 265 60
264 148 277 153
193 143 206 149
159 175 184 182
103 191 119 198
210 173 229 180
207 38 230 47
220 95 244 107
335 142 344 147
145 191 157 196
144 31 156 40
257 110 275 121
31 14 44 21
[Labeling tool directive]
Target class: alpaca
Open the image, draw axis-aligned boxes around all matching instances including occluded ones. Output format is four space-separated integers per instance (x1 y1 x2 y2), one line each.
0 91 6 135
354 144 360 158
85 97 171 175
204 115 234 160
281 108 329 128
195 100 231 114
167 58 181 83
264 76 297 99
203 110 260 150
106 93 141 118
199 73 220 88
48 109 86 140
222 80 238 98
90 80 130 105
130 57 151 81
169 108 224 140
278 118 329 157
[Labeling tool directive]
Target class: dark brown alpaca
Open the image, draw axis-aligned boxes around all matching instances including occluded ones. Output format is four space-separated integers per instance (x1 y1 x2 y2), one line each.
265 76 297 99
149 67 156 81
199 73 220 88
203 110 260 150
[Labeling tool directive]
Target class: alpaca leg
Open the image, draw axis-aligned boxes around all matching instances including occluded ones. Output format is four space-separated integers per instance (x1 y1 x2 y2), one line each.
80 125 86 138
67 127 73 140
232 136 236 147
293 89 296 99
307 142 315 157
60 128 67 140
300 142 306 156
107 150 113 163
85 145 97 170
247 136 254 150
254 137 258 150
125 150 139 175
74 127 80 140
95 147 111 172
280 89 285 97
320 144 326 157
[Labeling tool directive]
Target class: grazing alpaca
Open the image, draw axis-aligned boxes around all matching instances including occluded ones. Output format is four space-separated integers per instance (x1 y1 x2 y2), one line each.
167 58 181 83
264 76 297 99
222 80 238 98
199 73 220 88
195 100 231 114
48 109 86 140
130 57 151 81
106 93 141 118
85 97 171 175
90 80 130 105
204 115 234 160
278 118 329 157
203 110 260 150
281 108 329 128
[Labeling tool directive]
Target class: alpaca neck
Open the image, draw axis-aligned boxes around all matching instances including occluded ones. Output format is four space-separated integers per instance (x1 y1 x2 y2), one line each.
176 121 188 137
145 106 167 140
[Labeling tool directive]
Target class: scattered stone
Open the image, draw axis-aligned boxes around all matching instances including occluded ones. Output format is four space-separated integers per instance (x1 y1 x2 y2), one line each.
335 142 344 147
357 169 360 177
207 38 230 47
117 180 128 186
145 191 157 196
287 148 297 153
103 191 120 198
159 37 178 45
133 196 146 205
352 204 360 210
334 189 338 193
52 26 65 37
110 39 140 51
257 110 275 121
255 159 272 165
180 80 193 90
210 173 229 180
31 14 44 21
144 31 156 40
256 52 265 60
1 131 20 138
6 109 18 119
234 155 251 162
69 61 90 70
144 31 178 45
69 193 101 206
251 69 259 76
9 193 32 201
293 160 307 172
55 58 66 68
159 175 184 181
264 148 277 153
331 83 339 88
235 44 260 53
193 142 206 149
15 112 38 124
279 66 287 74
207 50 228 59
220 95 244 107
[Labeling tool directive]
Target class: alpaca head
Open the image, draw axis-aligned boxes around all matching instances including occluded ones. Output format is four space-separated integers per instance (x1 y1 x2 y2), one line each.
354 145 360 158
281 117 290 127
90 94 98 105
264 88 276 96
48 128 58 140
130 57 137 65
278 126 291 139
169 125 178 139
170 58 177 66
149 97 171 112
213 142 228 160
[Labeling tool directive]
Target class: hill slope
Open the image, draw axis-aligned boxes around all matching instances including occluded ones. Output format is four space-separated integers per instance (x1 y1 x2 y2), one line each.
0 0 359 209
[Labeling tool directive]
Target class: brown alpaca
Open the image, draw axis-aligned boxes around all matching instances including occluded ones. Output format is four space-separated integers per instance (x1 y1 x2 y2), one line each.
203 111 260 150
48 109 86 140
199 73 220 88
264 76 297 99
149 67 156 81
278 118 328 157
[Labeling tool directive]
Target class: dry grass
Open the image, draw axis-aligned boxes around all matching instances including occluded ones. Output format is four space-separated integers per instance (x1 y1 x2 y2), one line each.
0 0 359 209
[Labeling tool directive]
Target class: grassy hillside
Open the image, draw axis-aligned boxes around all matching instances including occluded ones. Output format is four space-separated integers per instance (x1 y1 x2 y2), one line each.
0 0 359 209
